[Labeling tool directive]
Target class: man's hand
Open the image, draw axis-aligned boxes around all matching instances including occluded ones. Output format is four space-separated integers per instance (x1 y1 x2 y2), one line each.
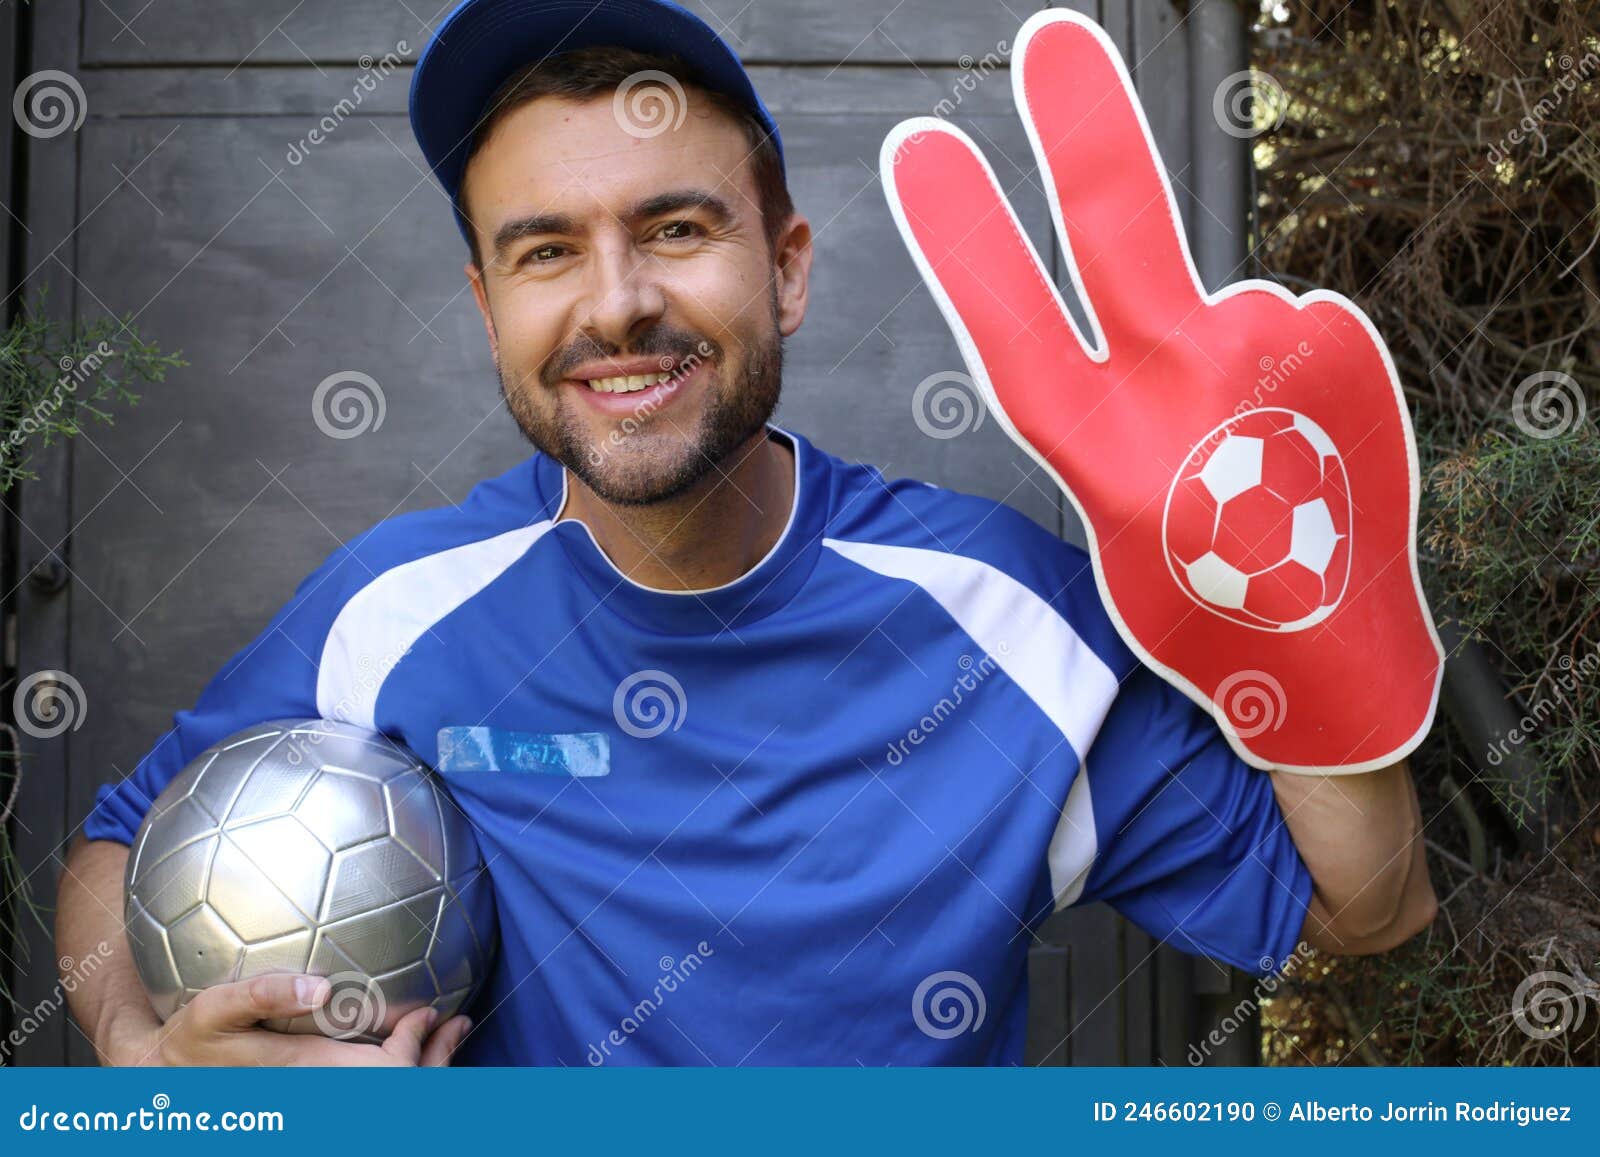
59 834 473 1068
102 973 472 1067
880 10 1444 773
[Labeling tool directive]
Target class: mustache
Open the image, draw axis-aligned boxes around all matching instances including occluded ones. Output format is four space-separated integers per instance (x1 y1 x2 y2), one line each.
541 325 721 387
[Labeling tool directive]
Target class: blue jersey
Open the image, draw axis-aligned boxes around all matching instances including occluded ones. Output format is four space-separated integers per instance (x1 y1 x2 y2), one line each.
85 425 1311 1065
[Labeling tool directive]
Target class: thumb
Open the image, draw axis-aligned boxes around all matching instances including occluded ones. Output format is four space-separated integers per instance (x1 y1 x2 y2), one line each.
189 973 330 1033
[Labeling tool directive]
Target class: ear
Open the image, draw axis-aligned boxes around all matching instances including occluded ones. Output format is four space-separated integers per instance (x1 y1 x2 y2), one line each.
465 260 499 360
771 212 813 338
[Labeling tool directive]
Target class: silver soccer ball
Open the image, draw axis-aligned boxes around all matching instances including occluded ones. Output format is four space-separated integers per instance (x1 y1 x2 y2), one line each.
123 718 497 1042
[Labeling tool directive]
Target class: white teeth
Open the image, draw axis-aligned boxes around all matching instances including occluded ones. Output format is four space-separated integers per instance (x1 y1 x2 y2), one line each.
586 371 673 393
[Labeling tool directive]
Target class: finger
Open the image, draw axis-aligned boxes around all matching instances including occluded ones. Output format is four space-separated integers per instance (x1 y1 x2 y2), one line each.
1014 10 1205 350
233 1028 363 1068
420 1015 472 1068
189 973 329 1033
881 118 1096 423
379 1005 439 1064
266 1034 405 1068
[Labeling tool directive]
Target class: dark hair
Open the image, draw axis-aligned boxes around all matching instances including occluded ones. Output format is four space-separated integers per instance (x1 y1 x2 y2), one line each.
459 45 794 268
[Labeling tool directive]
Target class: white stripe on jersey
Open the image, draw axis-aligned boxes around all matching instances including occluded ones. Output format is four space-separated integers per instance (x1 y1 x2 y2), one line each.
821 537 1117 909
316 521 557 729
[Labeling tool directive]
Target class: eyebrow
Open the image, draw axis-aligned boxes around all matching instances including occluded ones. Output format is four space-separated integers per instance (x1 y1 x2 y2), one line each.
491 189 736 261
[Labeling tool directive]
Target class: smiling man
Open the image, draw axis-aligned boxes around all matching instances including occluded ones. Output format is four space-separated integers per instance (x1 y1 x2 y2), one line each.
59 0 1436 1067
455 41 802 582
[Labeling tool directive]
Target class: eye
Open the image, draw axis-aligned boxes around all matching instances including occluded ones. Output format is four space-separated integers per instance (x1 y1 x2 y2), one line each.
512 243 566 268
653 220 703 242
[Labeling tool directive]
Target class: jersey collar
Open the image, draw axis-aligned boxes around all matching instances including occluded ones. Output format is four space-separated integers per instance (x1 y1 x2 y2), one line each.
531 424 830 636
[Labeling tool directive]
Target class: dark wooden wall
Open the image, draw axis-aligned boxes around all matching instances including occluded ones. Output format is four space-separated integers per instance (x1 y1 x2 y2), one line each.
2 0 1258 1067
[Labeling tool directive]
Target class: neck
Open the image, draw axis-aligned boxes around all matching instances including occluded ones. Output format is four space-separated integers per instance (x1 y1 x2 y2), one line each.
557 429 796 591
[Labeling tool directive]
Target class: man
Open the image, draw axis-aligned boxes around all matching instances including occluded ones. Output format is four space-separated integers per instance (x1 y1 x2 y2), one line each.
58 0 1436 1067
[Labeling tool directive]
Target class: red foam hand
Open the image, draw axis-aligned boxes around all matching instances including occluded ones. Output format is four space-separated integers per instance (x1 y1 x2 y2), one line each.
880 12 1443 773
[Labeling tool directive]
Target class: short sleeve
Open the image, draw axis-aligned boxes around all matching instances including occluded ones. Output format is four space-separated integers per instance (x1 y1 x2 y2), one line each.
81 546 356 846
1073 662 1313 977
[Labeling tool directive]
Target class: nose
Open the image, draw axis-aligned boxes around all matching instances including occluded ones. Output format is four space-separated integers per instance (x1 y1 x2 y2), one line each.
574 235 668 349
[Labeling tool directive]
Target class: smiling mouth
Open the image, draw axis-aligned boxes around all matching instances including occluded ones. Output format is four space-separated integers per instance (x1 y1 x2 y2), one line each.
583 371 678 394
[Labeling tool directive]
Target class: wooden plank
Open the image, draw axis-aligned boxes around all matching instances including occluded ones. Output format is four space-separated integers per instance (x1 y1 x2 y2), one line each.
9 0 82 1069
84 0 1041 67
0 0 15 289
1155 943 1197 1063
1120 921 1156 1064
1023 941 1069 1066
1195 969 1262 1065
1187 0 1251 293
1098 0 1130 62
84 0 420 67
82 58 1034 119
1133 0 1193 237
1062 902 1123 1063
82 64 415 118
693 0 1030 65
0 0 18 1055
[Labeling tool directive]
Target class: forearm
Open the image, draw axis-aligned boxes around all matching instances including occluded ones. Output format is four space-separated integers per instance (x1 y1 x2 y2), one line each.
1268 759 1437 954
56 833 161 1064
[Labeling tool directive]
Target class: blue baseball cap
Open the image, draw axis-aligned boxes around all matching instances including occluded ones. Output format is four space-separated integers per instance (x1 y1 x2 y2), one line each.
409 0 785 248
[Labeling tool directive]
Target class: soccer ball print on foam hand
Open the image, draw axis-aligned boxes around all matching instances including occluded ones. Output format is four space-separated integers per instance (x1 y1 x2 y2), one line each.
123 718 497 1043
1163 408 1352 632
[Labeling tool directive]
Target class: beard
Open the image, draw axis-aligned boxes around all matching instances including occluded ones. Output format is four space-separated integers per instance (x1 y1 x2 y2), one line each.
497 308 784 507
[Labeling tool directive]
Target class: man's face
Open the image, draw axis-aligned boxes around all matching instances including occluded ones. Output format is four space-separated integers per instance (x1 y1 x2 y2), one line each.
462 87 809 505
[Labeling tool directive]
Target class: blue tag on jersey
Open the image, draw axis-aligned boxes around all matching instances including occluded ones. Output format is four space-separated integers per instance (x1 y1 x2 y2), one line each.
436 726 611 777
